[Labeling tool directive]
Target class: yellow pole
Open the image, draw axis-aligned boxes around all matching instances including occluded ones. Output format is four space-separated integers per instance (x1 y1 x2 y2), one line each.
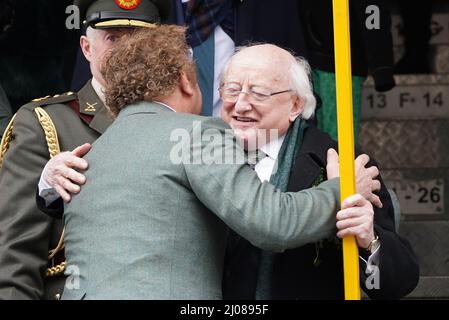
332 0 361 300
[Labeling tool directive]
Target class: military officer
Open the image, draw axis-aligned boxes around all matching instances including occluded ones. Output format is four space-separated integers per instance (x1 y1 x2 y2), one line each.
0 0 171 300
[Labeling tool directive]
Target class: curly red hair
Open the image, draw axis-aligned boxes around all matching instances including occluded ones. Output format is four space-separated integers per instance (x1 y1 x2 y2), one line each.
102 25 194 117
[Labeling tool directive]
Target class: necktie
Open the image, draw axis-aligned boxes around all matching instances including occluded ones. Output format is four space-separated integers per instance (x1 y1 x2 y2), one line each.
246 149 267 170
253 149 273 300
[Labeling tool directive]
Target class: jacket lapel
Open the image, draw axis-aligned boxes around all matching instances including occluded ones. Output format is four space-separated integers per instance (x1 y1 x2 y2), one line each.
287 125 335 192
287 153 323 191
77 81 113 134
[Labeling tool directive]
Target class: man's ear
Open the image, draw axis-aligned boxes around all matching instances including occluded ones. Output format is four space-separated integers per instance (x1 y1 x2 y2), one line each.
80 36 92 62
289 95 305 122
179 71 195 96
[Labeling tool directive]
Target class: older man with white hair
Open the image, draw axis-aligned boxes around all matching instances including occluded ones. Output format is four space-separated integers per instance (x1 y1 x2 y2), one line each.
220 44 419 300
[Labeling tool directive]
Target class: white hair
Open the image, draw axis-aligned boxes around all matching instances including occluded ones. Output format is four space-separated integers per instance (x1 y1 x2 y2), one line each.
289 56 316 119
219 44 316 120
218 45 246 88
85 26 98 41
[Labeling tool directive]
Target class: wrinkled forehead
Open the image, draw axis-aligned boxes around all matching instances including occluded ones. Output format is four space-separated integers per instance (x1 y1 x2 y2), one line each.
225 53 289 87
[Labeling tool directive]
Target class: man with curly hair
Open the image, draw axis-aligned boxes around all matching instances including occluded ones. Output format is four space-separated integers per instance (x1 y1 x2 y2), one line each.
45 25 384 299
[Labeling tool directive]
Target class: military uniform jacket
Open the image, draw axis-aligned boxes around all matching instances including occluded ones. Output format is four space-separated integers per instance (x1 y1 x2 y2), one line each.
222 125 420 300
0 81 112 300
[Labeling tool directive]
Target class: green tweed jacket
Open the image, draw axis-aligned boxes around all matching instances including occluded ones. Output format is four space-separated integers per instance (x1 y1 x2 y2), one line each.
62 102 341 300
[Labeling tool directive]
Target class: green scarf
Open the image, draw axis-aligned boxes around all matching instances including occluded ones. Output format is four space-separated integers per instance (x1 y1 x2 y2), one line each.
255 118 308 299
269 118 308 191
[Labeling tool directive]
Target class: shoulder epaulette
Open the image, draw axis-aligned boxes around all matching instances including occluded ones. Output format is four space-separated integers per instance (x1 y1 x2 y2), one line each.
31 91 77 107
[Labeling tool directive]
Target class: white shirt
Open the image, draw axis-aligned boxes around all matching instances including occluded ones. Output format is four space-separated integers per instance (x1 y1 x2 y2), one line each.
90 77 106 105
253 135 285 183
153 101 177 113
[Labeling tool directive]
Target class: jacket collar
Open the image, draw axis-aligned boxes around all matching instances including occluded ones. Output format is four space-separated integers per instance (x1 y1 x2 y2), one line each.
77 80 113 134
117 101 175 118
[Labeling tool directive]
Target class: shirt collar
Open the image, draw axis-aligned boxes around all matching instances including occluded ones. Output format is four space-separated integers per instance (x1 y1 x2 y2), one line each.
153 101 177 112
91 77 106 105
260 134 286 160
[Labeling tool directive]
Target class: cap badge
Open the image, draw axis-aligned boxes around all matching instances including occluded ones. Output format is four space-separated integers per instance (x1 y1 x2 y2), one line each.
114 0 142 10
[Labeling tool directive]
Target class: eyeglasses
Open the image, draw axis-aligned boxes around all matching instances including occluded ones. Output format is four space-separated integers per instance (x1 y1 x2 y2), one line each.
219 83 293 103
